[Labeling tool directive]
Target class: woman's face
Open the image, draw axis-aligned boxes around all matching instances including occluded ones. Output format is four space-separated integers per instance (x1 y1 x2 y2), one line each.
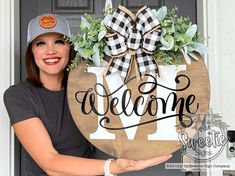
31 32 70 79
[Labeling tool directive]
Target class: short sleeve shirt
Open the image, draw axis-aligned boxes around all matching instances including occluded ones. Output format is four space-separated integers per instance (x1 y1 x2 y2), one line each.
4 81 90 176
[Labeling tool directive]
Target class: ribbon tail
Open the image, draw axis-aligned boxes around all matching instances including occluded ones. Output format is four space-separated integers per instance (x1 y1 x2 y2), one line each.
133 55 141 82
103 57 115 77
103 54 132 82
136 49 159 79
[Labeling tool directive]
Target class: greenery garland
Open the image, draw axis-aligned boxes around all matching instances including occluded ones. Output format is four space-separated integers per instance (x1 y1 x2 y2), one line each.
67 6 208 70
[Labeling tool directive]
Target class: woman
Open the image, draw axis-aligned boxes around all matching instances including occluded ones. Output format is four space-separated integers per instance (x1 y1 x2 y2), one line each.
4 14 172 176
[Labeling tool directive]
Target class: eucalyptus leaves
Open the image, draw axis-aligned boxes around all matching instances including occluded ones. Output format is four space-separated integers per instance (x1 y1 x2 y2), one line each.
67 14 110 70
67 6 208 70
152 6 208 64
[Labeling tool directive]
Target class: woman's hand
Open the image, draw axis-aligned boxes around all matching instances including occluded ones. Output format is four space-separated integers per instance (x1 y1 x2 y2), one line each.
110 154 172 174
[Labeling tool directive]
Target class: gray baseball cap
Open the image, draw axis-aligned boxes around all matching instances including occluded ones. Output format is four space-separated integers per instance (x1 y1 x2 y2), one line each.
27 14 71 45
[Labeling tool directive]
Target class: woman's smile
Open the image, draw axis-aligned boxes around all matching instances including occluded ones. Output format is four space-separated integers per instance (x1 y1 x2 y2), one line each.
43 56 62 65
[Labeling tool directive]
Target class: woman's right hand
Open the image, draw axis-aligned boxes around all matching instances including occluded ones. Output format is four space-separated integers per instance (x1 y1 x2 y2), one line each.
111 154 172 174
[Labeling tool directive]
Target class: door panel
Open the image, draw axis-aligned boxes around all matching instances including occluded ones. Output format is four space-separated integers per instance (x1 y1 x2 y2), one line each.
53 0 94 13
20 1 197 176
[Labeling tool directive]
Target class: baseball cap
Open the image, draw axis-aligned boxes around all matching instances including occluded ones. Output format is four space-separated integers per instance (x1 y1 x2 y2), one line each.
27 14 71 45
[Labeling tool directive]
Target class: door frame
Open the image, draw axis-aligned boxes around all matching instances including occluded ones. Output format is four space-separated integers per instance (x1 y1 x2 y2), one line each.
1 1 221 176
0 0 20 176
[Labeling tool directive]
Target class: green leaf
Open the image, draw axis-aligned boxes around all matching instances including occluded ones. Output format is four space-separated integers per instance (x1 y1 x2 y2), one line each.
153 6 167 22
188 52 199 61
83 49 92 59
166 26 174 35
92 50 100 66
185 24 197 38
161 28 167 36
81 16 91 29
160 36 174 50
98 30 106 41
76 48 86 58
189 42 209 54
104 46 111 56
103 14 112 26
93 43 100 53
181 46 191 65
83 33 86 40
99 24 106 31
88 36 97 42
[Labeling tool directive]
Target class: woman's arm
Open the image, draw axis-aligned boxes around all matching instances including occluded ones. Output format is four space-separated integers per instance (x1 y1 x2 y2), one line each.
13 117 172 176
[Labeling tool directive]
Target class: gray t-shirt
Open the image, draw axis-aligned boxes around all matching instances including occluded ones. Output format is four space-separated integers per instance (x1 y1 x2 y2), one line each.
4 81 90 176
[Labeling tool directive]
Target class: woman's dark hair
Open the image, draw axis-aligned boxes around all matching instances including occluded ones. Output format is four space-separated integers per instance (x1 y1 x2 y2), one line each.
25 42 76 87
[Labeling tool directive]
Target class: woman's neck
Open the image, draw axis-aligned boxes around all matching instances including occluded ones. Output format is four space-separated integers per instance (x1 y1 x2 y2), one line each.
40 74 64 91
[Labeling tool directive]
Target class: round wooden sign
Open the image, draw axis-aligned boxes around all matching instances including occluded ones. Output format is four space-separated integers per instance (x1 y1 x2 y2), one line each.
67 58 210 160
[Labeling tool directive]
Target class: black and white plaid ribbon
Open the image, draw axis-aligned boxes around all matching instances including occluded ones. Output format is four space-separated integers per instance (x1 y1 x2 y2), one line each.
104 5 161 82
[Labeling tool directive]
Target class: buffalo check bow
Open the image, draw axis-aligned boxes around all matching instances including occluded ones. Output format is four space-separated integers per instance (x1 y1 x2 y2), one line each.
104 5 161 82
